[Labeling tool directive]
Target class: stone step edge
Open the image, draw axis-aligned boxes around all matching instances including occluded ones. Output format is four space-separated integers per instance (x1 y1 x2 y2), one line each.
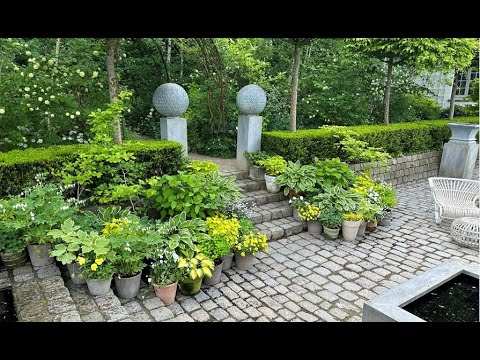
255 217 307 242
250 201 293 225
242 190 288 207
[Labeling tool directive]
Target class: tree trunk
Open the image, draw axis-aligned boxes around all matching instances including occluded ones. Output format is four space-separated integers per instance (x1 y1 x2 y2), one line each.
55 38 61 66
289 43 301 132
383 58 394 125
166 38 172 81
448 71 458 120
106 38 122 144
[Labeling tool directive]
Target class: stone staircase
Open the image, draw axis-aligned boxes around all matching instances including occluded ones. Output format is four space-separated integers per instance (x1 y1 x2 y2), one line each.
233 174 307 242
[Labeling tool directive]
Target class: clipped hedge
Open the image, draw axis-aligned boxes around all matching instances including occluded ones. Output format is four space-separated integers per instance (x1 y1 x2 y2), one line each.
0 140 184 196
262 117 479 163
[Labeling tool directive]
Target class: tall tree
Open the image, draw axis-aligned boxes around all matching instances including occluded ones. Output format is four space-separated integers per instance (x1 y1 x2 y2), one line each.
106 38 122 144
346 38 478 124
287 38 312 132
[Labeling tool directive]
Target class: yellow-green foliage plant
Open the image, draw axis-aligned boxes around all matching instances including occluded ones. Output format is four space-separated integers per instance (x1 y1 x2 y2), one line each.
235 232 269 257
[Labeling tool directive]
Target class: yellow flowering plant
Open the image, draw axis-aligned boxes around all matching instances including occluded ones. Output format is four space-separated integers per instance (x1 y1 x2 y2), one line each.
235 232 268 256
205 215 240 248
298 204 321 222
178 247 214 280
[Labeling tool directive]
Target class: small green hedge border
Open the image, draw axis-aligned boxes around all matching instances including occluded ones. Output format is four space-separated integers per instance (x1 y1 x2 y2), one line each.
262 117 478 163
0 140 184 196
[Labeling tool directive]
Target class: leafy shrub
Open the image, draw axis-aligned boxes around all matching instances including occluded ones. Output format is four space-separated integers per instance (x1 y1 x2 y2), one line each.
262 117 478 163
0 140 184 196
274 161 317 196
313 185 361 213
318 207 342 229
258 155 287 176
143 172 242 220
244 151 270 166
186 160 219 176
313 158 356 189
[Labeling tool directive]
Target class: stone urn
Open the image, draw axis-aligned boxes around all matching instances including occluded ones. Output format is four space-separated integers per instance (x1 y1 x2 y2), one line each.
234 251 255 271
27 244 54 267
114 273 142 299
307 221 322 234
86 277 112 296
203 260 223 286
221 252 234 271
265 174 281 193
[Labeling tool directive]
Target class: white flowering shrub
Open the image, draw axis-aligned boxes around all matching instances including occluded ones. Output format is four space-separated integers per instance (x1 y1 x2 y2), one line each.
0 38 109 151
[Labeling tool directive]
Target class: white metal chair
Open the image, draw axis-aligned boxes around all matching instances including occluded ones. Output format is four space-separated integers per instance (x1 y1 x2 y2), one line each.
428 177 480 224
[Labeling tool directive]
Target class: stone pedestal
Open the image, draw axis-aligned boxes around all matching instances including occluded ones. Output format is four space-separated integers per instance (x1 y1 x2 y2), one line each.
439 123 479 179
160 117 188 156
236 115 262 171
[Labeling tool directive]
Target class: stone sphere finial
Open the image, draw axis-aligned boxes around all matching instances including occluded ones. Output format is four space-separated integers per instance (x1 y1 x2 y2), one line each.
153 83 189 117
236 84 266 115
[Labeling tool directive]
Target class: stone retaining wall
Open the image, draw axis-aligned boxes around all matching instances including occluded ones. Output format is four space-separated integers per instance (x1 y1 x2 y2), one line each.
349 151 442 186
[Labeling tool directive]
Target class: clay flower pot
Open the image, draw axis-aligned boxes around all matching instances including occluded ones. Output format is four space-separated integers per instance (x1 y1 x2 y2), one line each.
153 282 178 305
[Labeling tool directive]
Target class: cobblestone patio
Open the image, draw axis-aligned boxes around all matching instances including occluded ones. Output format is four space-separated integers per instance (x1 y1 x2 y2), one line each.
2 170 478 322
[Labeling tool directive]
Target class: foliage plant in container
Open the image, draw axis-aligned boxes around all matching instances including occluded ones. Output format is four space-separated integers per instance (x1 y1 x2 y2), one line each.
289 196 309 222
244 151 269 181
298 203 322 234
359 200 383 233
0 201 27 269
149 249 183 305
143 172 242 219
7 179 77 267
258 155 287 193
186 160 219 177
342 212 363 241
319 207 342 240
177 248 214 296
274 161 317 198
234 232 268 271
313 185 361 214
205 215 240 272
198 233 231 286
313 157 356 190
108 218 158 299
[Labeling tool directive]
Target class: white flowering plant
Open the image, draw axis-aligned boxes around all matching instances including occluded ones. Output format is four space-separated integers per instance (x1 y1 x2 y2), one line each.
5 181 77 245
222 200 255 220
148 249 183 287
288 196 310 210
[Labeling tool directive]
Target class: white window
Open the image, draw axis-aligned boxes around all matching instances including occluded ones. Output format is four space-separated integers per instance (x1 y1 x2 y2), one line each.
455 68 478 100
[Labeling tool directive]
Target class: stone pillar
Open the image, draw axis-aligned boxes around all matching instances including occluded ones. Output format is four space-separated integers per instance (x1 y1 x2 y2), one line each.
153 83 189 156
236 84 266 171
439 123 479 179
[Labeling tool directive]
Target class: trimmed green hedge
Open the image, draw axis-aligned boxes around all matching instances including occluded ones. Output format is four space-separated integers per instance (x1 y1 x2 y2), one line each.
0 140 184 196
262 117 479 163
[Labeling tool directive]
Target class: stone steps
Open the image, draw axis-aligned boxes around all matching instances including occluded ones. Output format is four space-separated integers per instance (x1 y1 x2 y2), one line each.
236 178 266 192
242 189 287 207
250 200 293 225
255 217 307 242
221 169 248 180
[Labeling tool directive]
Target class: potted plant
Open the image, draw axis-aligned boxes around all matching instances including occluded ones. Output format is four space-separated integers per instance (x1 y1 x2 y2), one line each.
10 182 76 267
234 232 268 271
289 196 308 222
198 234 231 286
298 203 322 234
177 248 214 296
149 249 183 305
205 215 240 272
244 151 269 181
319 207 342 240
377 183 398 226
361 201 383 232
0 229 27 270
274 161 316 198
108 217 157 299
258 155 287 193
342 212 362 241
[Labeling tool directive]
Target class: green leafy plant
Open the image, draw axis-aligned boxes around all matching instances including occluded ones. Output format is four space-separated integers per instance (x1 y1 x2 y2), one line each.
144 172 241 219
289 196 309 210
205 215 240 249
186 160 219 176
49 218 83 264
342 212 363 221
336 130 391 167
0 200 26 254
274 161 316 196
313 185 362 214
235 232 268 256
357 199 383 222
313 157 356 189
238 218 255 237
178 248 214 280
258 155 287 176
319 207 342 229
149 249 183 286
244 151 270 166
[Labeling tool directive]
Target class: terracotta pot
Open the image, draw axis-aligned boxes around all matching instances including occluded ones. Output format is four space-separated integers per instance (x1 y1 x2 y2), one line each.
307 221 322 234
86 277 112 296
114 272 142 299
203 261 223 286
27 244 54 267
357 222 367 237
153 282 178 305
342 220 361 241
264 174 280 193
221 252 234 271
0 249 27 270
67 262 86 285
323 226 340 240
178 276 203 296
234 251 255 271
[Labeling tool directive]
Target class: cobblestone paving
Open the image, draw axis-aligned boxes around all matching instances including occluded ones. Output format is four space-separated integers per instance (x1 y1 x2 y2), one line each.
2 172 478 322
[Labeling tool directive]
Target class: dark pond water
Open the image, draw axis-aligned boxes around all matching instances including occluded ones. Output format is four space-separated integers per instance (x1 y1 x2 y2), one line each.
403 274 479 322
0 288 17 322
